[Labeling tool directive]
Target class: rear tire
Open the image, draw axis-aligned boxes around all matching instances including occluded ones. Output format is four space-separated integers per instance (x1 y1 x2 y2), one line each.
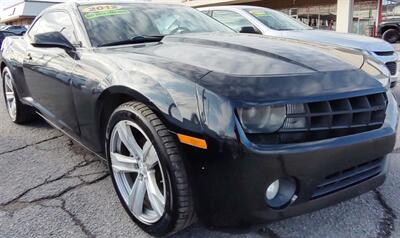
105 101 195 236
2 67 34 124
382 29 400 43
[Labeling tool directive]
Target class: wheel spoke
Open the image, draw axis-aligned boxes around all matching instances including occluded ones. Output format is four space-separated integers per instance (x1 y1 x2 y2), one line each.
116 122 143 158
145 170 165 216
142 141 152 158
10 101 16 115
110 152 139 173
110 120 166 224
5 77 13 91
6 92 14 101
144 145 158 168
128 176 147 216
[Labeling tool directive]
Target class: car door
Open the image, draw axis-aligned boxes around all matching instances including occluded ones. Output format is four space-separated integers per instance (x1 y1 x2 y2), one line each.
23 11 80 135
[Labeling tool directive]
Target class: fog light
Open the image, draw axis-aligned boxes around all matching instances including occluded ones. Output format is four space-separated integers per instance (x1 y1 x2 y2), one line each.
265 177 297 209
266 180 280 200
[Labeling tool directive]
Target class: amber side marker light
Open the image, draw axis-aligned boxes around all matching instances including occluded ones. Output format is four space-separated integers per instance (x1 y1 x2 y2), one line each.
177 133 208 149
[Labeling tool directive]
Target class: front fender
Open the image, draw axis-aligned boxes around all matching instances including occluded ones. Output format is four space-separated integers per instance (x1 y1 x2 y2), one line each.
102 68 205 136
73 52 210 154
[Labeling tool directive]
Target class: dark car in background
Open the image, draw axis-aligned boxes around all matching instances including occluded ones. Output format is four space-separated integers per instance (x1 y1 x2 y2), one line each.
0 25 27 35
0 1 398 236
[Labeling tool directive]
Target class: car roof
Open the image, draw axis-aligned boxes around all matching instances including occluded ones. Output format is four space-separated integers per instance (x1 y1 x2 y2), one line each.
41 0 184 16
48 0 182 9
199 5 273 10
3 25 25 28
0 30 15 34
75 0 180 5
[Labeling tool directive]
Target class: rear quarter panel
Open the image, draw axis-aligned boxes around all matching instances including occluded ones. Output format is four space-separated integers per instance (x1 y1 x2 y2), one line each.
1 36 30 98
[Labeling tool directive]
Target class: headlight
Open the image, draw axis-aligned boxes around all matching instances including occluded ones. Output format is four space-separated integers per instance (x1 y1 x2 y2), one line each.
362 50 373 57
367 59 390 88
237 105 286 133
361 50 390 88
368 59 390 77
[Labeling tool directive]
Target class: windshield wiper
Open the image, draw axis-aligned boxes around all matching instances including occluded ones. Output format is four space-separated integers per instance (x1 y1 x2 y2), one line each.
99 35 164 47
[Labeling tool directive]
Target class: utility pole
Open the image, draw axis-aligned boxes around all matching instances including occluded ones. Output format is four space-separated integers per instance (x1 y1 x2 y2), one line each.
336 0 354 33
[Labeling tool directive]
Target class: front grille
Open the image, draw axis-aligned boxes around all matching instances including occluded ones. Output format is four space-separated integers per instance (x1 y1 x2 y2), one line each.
311 158 384 199
386 62 397 76
247 93 387 144
374 51 395 56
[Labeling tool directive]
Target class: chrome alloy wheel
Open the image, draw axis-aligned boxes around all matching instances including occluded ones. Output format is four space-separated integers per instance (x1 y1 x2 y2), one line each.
110 120 166 224
3 70 17 120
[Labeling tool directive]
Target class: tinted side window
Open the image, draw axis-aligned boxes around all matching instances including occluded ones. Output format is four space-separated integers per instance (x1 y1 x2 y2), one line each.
29 11 78 44
212 10 254 32
46 12 77 44
28 17 44 37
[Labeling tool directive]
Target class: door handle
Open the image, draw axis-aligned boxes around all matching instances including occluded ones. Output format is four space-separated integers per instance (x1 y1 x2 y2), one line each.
26 53 32 61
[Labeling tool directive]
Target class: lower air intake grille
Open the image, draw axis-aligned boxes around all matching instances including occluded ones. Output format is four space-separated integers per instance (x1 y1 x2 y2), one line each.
311 158 384 199
386 62 397 76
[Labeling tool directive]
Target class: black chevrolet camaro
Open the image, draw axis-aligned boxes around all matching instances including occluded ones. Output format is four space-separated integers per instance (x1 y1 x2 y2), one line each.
0 1 398 236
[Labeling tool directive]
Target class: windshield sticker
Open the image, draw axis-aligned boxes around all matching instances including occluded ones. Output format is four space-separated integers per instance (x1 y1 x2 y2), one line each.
82 5 129 19
249 10 269 17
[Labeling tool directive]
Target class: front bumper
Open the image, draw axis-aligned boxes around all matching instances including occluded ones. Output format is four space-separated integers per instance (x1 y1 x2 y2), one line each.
241 130 393 221
253 160 387 221
240 92 397 221
189 92 398 224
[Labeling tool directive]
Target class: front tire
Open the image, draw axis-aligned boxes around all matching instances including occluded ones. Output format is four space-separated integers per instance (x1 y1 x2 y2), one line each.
105 101 195 236
382 29 400 43
2 67 34 124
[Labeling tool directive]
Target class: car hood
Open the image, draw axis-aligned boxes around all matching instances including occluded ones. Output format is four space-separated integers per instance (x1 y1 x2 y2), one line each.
99 33 386 102
157 32 366 75
103 32 366 77
281 30 394 52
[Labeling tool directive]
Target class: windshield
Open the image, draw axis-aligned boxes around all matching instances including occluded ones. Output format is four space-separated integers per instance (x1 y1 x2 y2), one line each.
245 8 312 31
79 4 233 47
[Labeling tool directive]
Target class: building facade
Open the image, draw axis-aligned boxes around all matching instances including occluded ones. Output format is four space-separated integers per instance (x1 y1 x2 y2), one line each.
253 0 378 35
383 0 400 19
1 0 399 36
0 0 62 25
185 0 387 36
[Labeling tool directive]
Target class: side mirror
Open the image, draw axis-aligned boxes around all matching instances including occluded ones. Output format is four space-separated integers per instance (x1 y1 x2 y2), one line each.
31 31 75 51
239 26 259 34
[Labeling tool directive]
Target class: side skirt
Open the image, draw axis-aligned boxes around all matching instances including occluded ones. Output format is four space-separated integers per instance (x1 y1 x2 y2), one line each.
36 111 107 162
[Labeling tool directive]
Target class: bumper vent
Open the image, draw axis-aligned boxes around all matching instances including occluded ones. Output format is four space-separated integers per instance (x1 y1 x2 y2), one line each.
311 158 384 199
247 93 387 144
385 62 397 76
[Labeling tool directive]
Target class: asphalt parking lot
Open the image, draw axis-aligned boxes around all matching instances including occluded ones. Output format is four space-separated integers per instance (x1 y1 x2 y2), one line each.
0 90 400 238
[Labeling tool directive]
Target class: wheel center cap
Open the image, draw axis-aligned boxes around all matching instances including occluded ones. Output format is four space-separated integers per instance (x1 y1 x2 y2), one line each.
138 162 147 175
